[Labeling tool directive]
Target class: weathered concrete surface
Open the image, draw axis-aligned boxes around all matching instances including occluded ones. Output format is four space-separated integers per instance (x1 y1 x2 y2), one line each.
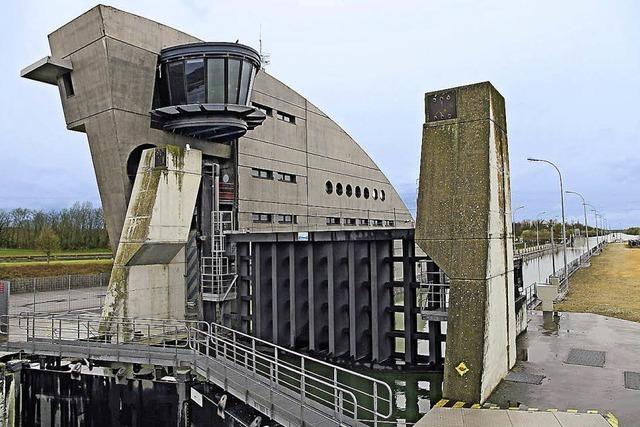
490 311 640 426
35 4 414 251
416 82 516 403
416 407 611 426
44 6 229 251
101 147 201 321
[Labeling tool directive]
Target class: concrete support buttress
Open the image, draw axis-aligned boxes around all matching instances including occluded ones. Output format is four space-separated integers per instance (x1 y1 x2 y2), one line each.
416 82 516 403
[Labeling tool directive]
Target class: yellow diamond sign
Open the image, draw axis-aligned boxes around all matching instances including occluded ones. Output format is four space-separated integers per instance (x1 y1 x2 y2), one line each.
455 361 469 376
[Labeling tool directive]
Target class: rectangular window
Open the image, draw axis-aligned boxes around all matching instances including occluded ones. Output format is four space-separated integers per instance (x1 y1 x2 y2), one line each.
276 172 296 183
277 111 296 124
168 61 186 105
252 213 272 223
359 218 369 226
277 214 297 224
61 73 74 97
344 218 356 226
238 60 253 105
326 217 340 226
251 168 273 179
372 219 383 226
227 59 241 104
252 102 273 116
386 220 395 227
207 58 225 103
185 59 205 104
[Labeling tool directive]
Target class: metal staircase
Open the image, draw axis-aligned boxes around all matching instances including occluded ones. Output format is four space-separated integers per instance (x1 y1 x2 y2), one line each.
1 313 392 426
201 211 237 302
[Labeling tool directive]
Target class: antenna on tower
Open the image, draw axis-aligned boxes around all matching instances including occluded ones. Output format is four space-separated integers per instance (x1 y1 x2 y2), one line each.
259 25 271 69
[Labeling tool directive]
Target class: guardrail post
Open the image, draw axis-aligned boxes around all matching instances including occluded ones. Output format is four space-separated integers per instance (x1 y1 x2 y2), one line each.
32 278 36 313
273 347 278 386
269 358 274 419
301 357 306 420
333 368 338 416
68 275 72 313
233 330 237 365
252 339 256 374
373 382 378 425
58 319 62 358
116 323 120 362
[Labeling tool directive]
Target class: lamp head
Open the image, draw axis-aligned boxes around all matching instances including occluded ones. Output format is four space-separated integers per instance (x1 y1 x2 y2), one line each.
526 157 541 162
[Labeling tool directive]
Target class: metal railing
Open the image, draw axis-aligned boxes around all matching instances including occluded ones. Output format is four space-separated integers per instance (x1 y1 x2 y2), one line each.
553 241 605 296
201 211 237 301
418 283 449 312
8 272 109 294
416 260 450 319
193 322 393 425
515 243 552 256
7 274 108 315
0 312 393 426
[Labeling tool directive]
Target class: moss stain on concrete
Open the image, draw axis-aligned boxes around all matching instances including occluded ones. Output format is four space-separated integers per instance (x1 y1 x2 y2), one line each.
101 149 159 332
166 144 185 191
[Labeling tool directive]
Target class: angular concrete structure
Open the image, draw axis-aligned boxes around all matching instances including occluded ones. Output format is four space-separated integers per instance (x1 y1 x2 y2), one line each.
22 5 414 321
22 5 413 255
102 146 201 321
415 82 516 403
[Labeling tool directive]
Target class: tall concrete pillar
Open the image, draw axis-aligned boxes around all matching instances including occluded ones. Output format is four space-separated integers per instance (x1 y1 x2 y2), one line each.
101 146 202 323
415 82 516 403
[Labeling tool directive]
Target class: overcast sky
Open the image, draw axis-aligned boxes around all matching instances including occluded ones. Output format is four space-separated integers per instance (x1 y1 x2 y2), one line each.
1 1 638 228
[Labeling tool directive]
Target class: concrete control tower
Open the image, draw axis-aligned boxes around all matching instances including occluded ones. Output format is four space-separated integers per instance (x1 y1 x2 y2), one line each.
21 5 414 326
19 8 522 423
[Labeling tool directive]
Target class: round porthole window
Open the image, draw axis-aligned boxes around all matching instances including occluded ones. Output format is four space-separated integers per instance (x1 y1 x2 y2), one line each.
373 189 378 200
336 183 343 196
355 186 361 198
326 181 333 194
364 187 370 199
346 184 353 197
380 190 386 201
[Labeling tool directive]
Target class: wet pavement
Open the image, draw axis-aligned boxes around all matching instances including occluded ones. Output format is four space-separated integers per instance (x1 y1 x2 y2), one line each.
489 310 640 426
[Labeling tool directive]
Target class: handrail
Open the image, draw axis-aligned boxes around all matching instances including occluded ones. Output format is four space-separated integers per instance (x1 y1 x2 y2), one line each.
219 274 238 301
207 321 393 420
0 312 392 424
189 325 361 423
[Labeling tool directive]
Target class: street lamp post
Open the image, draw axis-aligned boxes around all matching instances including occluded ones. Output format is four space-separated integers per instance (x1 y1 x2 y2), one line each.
536 211 546 247
589 208 599 245
513 205 525 251
565 190 589 260
527 158 569 284
549 218 557 274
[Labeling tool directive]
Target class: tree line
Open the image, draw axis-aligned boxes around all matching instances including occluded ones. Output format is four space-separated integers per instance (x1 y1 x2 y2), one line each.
514 220 605 244
0 202 109 250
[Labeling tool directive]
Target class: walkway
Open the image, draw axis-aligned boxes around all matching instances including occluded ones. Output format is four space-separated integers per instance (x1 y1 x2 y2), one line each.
0 313 392 427
417 406 613 426
489 311 639 426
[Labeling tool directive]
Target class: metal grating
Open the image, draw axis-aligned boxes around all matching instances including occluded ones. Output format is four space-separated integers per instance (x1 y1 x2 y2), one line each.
505 371 545 385
624 371 640 390
565 348 606 367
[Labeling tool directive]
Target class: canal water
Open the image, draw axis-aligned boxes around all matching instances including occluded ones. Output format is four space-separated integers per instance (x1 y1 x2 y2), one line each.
364 234 615 425
521 235 608 288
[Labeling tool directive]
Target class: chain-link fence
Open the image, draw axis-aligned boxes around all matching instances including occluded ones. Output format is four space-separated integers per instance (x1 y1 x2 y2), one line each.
6 272 109 316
